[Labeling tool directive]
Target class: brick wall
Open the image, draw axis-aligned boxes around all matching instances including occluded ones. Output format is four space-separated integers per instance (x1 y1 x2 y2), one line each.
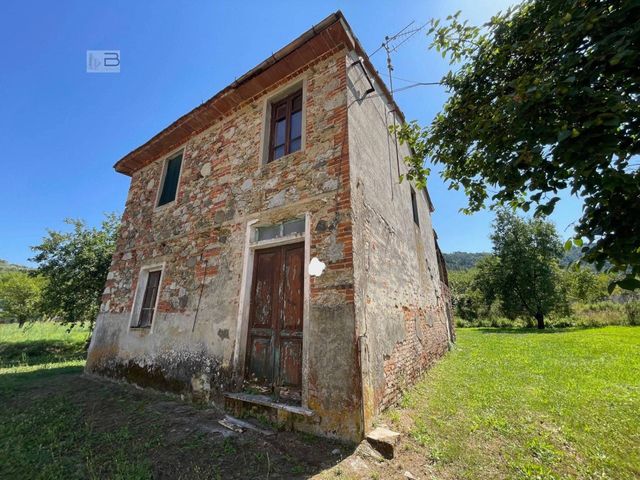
380 303 450 409
87 48 363 440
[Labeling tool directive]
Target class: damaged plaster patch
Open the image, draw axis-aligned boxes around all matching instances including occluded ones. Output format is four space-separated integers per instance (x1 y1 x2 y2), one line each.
309 257 326 277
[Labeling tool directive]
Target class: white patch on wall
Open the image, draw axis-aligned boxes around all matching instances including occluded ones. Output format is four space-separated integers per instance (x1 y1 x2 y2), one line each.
308 257 326 277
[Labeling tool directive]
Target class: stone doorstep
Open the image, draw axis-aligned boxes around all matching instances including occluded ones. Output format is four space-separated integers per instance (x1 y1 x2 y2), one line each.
223 391 314 417
365 426 401 459
219 414 276 437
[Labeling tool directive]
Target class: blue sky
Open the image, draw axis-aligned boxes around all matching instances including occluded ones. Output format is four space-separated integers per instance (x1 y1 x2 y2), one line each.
0 0 583 266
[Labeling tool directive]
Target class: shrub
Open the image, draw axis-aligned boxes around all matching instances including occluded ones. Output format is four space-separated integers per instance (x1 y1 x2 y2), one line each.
456 301 633 329
455 318 471 328
625 302 640 326
490 317 513 328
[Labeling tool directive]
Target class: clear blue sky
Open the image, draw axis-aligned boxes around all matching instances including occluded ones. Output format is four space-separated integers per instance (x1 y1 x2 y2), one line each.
0 0 583 266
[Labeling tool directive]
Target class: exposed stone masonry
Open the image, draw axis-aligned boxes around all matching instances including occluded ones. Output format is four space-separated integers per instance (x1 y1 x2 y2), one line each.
87 13 453 442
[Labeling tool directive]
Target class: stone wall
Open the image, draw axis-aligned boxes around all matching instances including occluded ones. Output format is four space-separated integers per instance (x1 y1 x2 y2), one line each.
346 52 452 430
86 45 453 441
86 48 363 440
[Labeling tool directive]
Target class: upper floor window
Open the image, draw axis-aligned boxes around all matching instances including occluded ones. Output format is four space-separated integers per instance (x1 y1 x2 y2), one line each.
268 90 302 162
157 152 183 206
411 187 420 227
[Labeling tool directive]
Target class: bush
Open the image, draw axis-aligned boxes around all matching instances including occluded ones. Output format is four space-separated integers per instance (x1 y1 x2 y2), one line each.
0 272 45 326
455 318 471 328
625 302 640 326
455 301 636 329
455 316 522 328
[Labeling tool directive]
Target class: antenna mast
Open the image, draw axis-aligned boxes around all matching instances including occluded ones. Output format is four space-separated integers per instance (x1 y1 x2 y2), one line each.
377 20 425 184
379 20 426 98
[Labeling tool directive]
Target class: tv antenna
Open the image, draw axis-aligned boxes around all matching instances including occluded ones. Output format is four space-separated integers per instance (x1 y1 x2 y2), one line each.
370 20 427 196
374 20 428 98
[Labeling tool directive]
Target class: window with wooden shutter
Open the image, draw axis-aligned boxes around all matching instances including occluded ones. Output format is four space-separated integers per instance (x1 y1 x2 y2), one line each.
135 270 161 328
268 90 303 162
158 153 183 206
411 187 420 227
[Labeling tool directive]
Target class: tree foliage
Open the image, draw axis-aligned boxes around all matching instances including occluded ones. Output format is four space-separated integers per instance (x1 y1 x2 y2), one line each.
490 211 568 328
562 267 612 303
449 257 504 321
396 0 640 290
30 214 120 329
481 211 567 328
0 271 46 326
448 268 485 319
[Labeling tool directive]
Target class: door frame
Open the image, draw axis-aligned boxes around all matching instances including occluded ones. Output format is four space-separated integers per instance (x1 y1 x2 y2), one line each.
234 213 311 407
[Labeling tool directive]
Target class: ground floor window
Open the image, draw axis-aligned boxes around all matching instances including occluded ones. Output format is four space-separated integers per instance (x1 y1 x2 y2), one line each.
132 269 162 328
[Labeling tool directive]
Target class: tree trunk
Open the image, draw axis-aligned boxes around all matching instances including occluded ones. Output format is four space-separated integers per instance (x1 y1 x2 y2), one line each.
535 311 545 330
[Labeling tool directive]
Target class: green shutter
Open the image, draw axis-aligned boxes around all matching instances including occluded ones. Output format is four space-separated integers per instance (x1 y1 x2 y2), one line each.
158 154 182 206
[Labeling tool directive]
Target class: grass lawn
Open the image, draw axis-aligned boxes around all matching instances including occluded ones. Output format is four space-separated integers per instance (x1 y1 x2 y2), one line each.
1 323 639 479
0 322 345 479
366 327 640 480
0 321 90 390
0 321 90 366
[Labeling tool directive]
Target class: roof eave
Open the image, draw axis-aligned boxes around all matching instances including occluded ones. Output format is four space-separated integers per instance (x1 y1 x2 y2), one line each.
113 10 406 176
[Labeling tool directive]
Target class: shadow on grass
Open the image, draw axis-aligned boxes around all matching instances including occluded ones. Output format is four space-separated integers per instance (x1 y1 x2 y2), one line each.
0 362 354 480
475 325 609 334
0 363 84 395
0 339 86 367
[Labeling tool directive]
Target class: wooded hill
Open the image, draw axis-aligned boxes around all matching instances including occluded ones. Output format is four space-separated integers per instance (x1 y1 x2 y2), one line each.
0 259 30 273
444 247 583 271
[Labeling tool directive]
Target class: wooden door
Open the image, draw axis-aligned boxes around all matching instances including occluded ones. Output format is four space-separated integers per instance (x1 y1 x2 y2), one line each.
246 243 304 401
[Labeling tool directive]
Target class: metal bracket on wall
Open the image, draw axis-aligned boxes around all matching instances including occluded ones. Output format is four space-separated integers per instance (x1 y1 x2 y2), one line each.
348 58 375 100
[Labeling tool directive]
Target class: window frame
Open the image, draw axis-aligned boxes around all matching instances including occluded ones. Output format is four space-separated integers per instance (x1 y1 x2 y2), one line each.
410 187 420 227
253 218 306 243
130 264 165 330
155 149 184 209
267 89 303 163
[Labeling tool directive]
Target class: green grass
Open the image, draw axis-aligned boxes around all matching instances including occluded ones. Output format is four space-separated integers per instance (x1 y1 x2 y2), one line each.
0 322 343 479
0 321 90 367
0 321 89 390
390 327 640 479
3 322 639 479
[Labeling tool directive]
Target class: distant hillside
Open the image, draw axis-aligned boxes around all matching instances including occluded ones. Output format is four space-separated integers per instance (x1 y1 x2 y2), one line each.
0 259 30 273
444 246 586 271
559 245 583 267
443 252 490 271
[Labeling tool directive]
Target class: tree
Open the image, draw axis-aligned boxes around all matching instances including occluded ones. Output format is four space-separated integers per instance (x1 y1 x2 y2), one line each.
30 214 120 330
484 210 567 329
396 0 640 290
448 268 483 320
449 259 503 321
0 271 45 326
562 267 613 303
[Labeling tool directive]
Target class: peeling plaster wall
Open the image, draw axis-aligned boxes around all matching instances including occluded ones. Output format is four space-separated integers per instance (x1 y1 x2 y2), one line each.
346 53 452 432
87 49 362 440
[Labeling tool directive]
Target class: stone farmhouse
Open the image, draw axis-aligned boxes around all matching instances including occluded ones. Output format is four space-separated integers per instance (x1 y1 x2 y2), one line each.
86 11 454 442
